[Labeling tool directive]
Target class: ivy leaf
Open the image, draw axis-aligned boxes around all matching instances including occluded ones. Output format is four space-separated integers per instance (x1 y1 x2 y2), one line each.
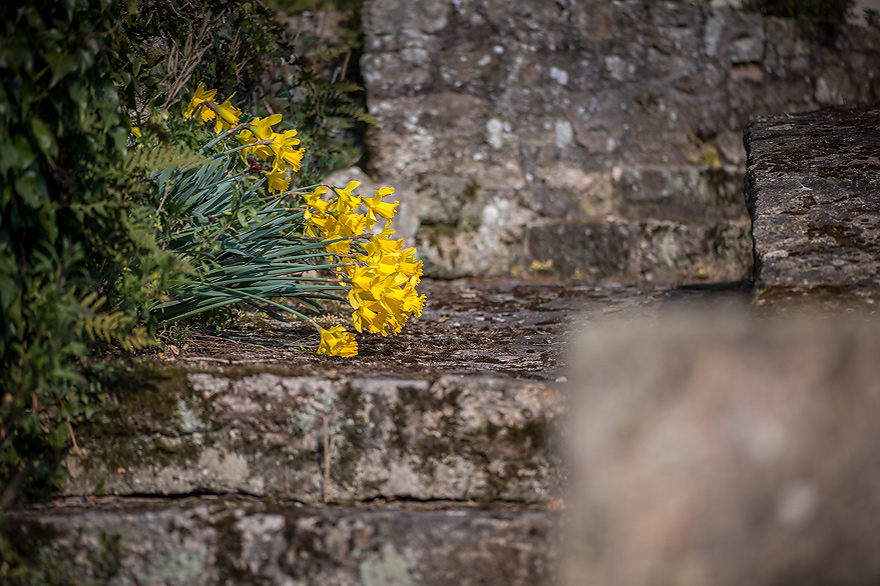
128 52 145 76
0 135 36 177
39 200 58 244
217 25 234 42
48 423 69 449
68 80 88 120
30 118 58 159
108 126 129 155
3 445 20 468
14 169 46 208
46 51 78 88
6 294 23 335
0 274 17 311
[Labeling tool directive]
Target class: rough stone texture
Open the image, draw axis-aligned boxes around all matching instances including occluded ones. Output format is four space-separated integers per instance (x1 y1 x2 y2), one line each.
5 281 755 584
359 0 880 278
7 499 557 586
525 219 751 282
563 309 880 586
744 102 880 304
60 279 751 506
63 374 564 504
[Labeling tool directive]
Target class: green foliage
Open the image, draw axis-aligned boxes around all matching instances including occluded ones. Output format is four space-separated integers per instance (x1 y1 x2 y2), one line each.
268 2 376 183
277 71 377 184
80 292 152 351
147 143 347 326
121 0 288 117
0 0 164 506
741 0 854 22
122 143 210 175
122 0 375 183
0 0 380 507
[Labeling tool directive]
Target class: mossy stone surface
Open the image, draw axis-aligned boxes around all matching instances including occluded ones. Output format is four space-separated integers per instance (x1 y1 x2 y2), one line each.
63 374 566 504
744 103 880 305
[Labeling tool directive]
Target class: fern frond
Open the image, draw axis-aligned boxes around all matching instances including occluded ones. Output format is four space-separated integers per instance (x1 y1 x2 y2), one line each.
78 291 153 350
69 200 120 221
124 144 209 175
328 80 362 94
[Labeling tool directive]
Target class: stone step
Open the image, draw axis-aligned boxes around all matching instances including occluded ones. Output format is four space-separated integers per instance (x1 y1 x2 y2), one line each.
4 280 759 583
60 279 753 506
595 165 748 223
402 165 752 280
6 497 557 586
63 374 564 505
524 218 753 282
744 103 880 306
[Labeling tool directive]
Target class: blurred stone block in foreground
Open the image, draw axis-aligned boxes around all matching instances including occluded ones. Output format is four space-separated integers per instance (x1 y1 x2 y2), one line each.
563 310 880 586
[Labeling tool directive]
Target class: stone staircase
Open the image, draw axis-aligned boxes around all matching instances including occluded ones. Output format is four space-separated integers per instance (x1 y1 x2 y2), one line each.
359 0 880 282
522 163 752 282
10 499 558 586
9 100 880 585
6 0 880 581
4 278 751 584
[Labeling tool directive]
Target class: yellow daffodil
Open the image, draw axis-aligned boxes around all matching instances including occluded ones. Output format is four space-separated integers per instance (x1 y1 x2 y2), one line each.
323 238 351 255
185 82 218 122
280 146 304 173
347 266 378 298
298 177 424 343
363 187 399 229
306 213 336 238
364 248 399 278
363 228 404 262
397 250 423 280
237 114 283 161
318 325 358 357
236 115 306 173
274 129 304 172
303 187 332 235
265 169 291 194
352 304 385 334
337 210 366 238
304 187 330 210
214 93 242 133
403 283 426 318
331 181 362 214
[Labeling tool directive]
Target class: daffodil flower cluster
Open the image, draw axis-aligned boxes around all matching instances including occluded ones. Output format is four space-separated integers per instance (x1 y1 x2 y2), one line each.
138 82 426 358
305 181 426 347
236 113 303 194
183 83 303 195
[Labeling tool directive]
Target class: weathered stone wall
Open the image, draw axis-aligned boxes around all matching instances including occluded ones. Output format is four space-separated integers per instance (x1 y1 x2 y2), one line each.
360 0 880 278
